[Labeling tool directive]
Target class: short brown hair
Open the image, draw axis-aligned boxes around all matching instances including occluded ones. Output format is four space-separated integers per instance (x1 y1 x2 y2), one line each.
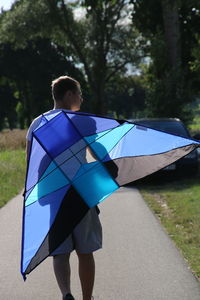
51 75 80 102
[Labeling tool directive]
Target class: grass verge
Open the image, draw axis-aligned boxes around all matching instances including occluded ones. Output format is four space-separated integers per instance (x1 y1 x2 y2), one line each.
0 149 26 208
137 175 200 281
0 129 26 150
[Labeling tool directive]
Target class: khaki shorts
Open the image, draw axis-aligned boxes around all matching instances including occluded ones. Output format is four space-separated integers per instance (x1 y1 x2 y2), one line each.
52 207 102 255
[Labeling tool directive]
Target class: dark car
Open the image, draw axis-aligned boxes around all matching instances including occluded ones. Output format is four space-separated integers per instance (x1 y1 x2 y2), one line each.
127 118 199 173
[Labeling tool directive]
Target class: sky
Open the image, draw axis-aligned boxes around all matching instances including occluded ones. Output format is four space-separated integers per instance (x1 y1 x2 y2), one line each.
0 0 85 18
0 0 78 11
1 0 15 10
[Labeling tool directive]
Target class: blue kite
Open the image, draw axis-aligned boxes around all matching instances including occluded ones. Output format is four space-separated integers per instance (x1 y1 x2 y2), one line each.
21 110 200 279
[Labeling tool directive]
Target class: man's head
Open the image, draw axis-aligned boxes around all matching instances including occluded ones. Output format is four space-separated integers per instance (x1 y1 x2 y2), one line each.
51 75 83 111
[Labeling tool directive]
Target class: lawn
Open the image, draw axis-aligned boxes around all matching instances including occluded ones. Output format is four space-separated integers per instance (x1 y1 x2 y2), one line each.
137 174 200 281
0 129 26 207
0 149 26 207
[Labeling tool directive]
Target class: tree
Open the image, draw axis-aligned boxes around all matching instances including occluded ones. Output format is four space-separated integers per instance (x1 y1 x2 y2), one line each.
131 0 200 123
0 81 17 130
0 0 143 114
105 74 145 119
0 38 85 128
161 0 181 68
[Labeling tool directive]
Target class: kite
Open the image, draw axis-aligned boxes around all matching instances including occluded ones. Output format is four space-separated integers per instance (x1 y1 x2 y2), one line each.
21 110 200 279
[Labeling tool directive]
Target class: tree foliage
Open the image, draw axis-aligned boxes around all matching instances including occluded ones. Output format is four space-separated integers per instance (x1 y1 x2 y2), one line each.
1 0 200 129
0 0 143 118
132 0 200 123
0 38 85 129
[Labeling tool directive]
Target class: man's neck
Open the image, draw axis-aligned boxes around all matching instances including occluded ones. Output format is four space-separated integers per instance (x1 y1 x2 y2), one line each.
54 103 80 111
54 104 71 110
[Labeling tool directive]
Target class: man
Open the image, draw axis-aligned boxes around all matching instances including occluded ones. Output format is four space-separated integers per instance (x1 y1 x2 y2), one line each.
26 76 102 300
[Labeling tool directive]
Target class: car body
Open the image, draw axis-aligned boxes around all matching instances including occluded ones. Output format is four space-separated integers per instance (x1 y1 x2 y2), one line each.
127 118 199 173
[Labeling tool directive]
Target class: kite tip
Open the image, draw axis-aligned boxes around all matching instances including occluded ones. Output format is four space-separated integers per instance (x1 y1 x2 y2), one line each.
22 273 27 281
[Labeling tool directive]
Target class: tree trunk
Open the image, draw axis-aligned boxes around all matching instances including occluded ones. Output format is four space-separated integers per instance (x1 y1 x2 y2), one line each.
93 84 106 115
161 0 181 68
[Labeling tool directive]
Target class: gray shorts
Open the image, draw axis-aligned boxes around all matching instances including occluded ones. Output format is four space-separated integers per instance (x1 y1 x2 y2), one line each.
52 207 102 255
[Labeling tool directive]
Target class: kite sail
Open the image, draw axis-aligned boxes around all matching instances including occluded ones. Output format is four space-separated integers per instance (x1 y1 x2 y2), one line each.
21 110 200 279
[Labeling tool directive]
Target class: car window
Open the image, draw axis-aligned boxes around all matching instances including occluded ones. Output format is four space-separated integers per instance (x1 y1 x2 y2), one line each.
136 121 190 138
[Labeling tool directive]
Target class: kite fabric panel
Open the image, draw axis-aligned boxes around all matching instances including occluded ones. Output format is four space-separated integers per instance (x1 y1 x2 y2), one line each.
21 110 200 279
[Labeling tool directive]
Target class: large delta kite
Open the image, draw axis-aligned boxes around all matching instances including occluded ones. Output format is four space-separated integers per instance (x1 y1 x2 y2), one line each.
21 110 200 279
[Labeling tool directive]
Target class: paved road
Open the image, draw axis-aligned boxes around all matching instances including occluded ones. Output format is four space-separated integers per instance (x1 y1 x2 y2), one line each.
0 187 200 300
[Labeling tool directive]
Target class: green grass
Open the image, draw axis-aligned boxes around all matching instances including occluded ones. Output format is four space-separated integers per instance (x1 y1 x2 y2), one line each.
189 115 200 132
0 150 26 208
138 176 200 281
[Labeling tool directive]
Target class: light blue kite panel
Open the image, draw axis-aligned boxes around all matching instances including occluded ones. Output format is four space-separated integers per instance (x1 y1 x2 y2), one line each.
22 185 70 273
103 125 197 161
72 161 119 208
25 161 69 207
73 161 98 178
84 123 134 160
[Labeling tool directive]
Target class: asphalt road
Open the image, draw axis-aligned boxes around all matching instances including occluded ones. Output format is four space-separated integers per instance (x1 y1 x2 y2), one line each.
0 187 200 300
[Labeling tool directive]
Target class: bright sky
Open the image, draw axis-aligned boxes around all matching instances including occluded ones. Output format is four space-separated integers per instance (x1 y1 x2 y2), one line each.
1 0 15 10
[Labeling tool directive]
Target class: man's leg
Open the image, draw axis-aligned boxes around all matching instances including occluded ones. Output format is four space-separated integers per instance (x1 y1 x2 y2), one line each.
53 253 71 297
76 252 95 300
